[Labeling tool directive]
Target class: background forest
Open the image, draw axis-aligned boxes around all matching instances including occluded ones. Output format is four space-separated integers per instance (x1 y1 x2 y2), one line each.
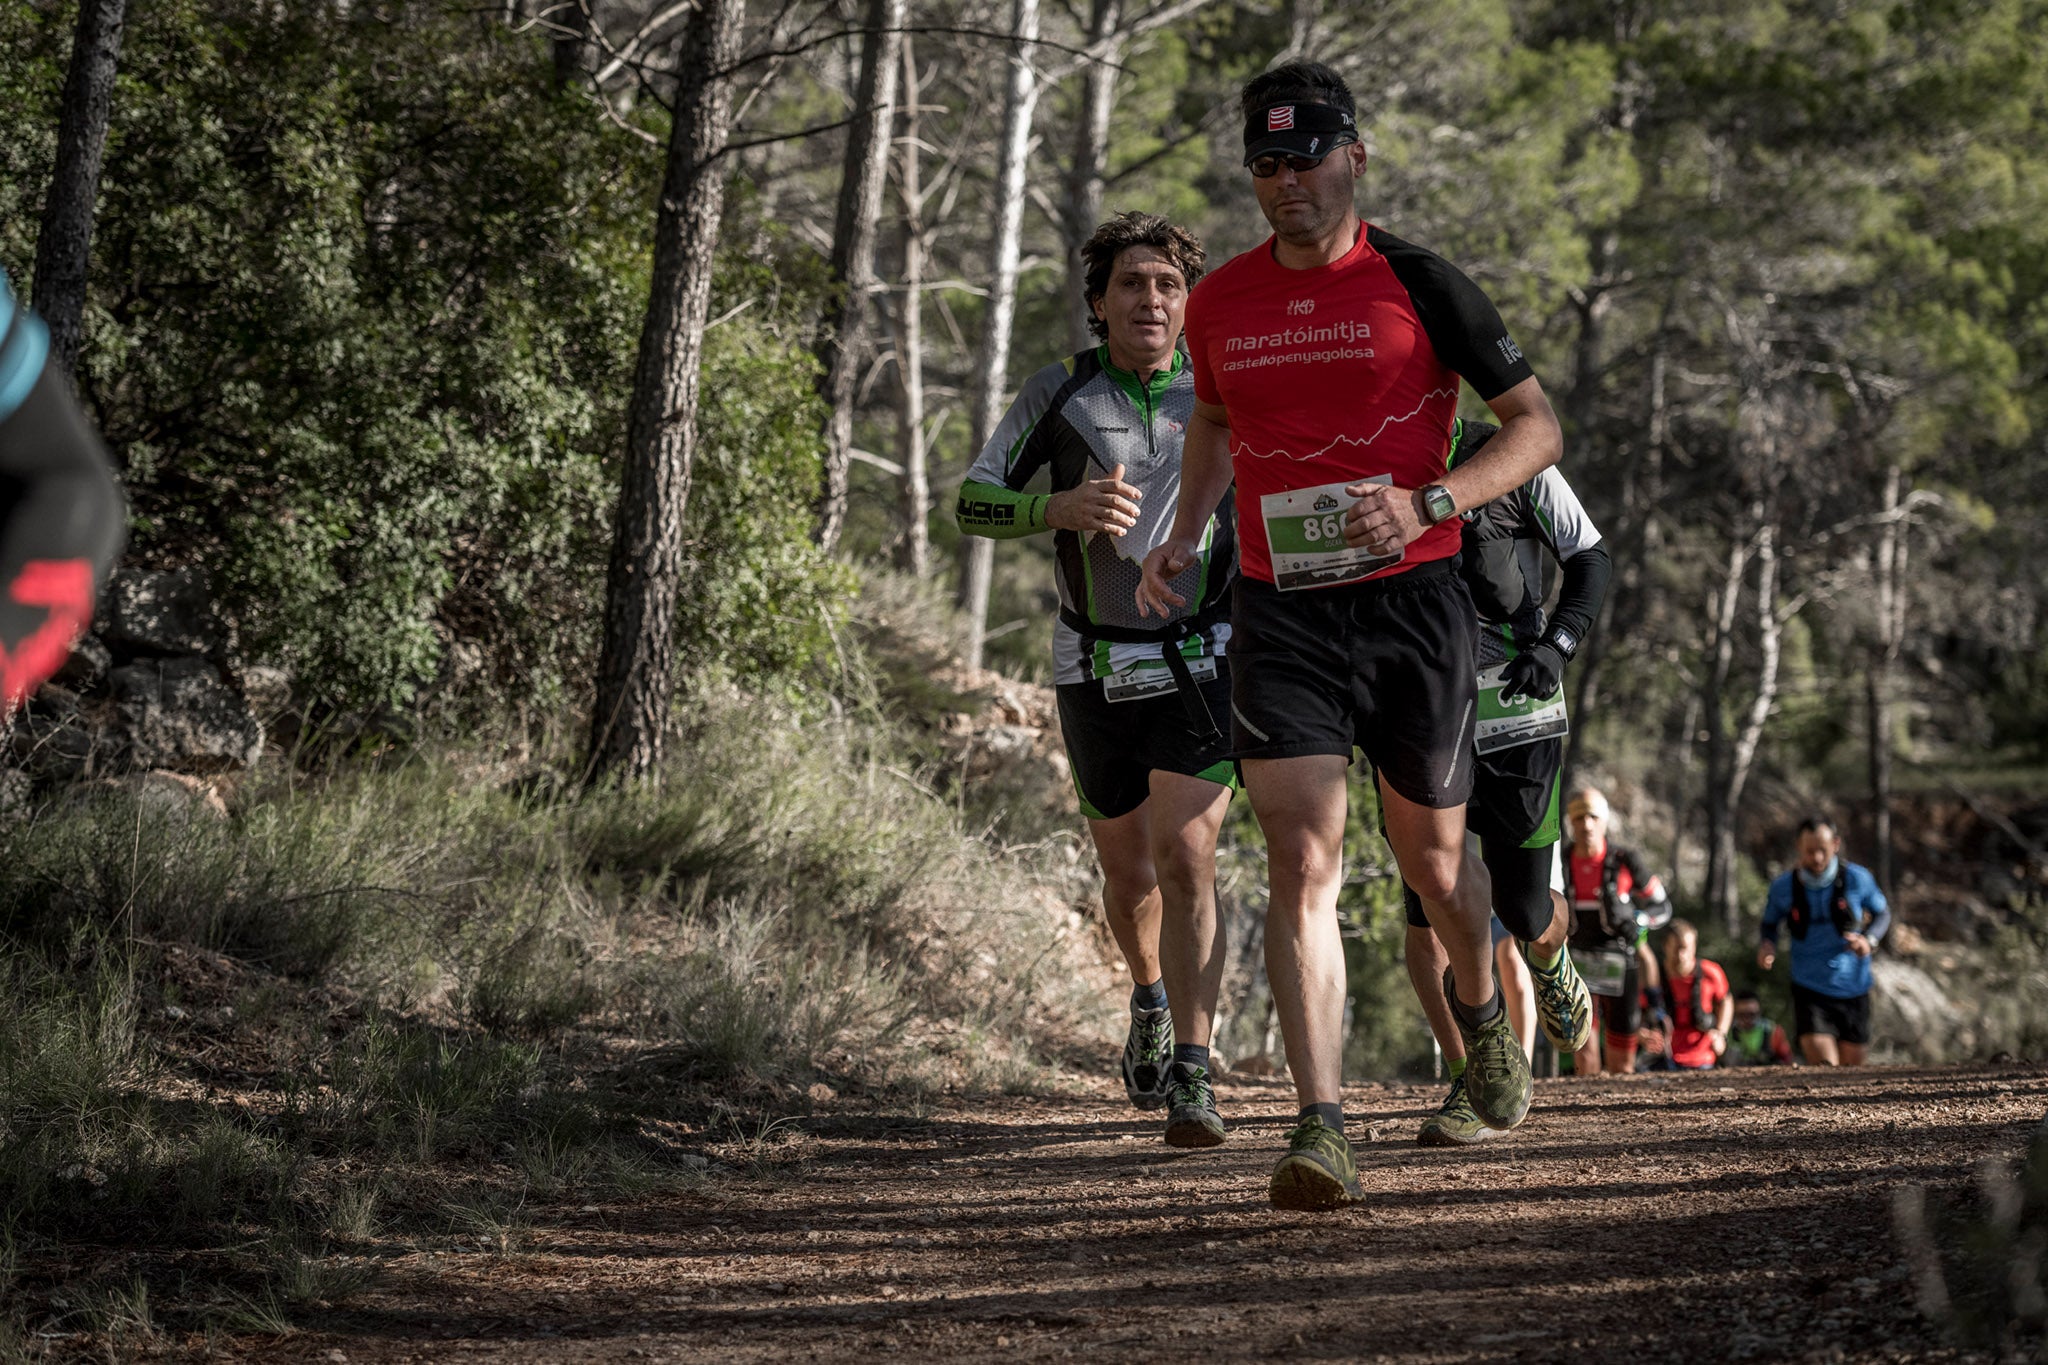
1 0 2047 1341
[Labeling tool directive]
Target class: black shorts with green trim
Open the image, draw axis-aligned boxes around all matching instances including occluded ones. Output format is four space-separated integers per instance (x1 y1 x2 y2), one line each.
1055 665 1238 821
1227 560 1478 809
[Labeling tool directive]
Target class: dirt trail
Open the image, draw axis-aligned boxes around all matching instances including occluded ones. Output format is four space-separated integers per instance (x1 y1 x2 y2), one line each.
278 1065 2043 1363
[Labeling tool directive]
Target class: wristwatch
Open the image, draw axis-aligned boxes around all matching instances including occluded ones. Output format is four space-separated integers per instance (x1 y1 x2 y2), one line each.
1419 483 1457 526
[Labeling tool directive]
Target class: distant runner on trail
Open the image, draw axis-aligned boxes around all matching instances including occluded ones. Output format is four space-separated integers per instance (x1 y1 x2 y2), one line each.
1651 919 1731 1071
1402 417 1605 1146
1725 990 1795 1067
1136 60 1566 1210
0 270 124 716
1758 816 1890 1067
1562 787 1669 1075
957 212 1239 1148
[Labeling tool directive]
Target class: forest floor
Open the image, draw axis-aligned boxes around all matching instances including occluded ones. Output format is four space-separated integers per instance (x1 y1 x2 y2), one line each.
213 1062 2042 1364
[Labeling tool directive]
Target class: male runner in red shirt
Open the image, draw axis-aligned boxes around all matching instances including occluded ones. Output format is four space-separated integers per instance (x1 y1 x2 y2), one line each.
1137 60 1564 1210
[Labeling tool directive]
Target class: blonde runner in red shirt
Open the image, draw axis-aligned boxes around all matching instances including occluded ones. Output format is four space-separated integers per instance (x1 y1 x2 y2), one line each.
1137 61 1565 1212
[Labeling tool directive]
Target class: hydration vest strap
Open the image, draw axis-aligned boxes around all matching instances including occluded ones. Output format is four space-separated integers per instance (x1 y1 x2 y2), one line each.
1060 599 1228 741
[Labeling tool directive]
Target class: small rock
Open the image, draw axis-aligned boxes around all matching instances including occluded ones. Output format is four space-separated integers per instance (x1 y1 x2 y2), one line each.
111 657 262 771
102 567 235 659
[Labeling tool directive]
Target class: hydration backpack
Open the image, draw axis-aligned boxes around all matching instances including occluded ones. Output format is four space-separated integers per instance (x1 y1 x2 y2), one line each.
1787 866 1862 941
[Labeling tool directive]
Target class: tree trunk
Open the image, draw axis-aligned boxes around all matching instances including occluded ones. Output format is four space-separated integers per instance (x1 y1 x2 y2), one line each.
553 0 593 89
1718 524 1784 934
1283 0 1316 59
892 34 931 576
32 0 128 379
955 0 1041 671
1565 293 1672 797
587 0 746 785
1869 465 1906 894
813 0 906 553
1062 0 1122 351
1700 523 1751 919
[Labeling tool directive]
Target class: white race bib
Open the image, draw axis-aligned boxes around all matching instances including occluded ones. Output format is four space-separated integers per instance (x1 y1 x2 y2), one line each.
1474 662 1569 754
1260 478 1403 591
1570 947 1632 998
1103 655 1217 703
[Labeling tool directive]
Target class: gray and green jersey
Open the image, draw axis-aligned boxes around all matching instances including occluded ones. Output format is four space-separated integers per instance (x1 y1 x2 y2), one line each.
957 346 1236 685
1449 418 1608 670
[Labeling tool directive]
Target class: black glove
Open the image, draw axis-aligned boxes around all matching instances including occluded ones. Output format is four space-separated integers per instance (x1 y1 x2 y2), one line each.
1499 640 1564 702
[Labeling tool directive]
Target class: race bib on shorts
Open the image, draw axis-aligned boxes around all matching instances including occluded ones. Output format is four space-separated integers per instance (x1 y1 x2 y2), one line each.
1103 655 1216 703
1570 946 1631 998
1260 478 1404 591
1474 657 1569 755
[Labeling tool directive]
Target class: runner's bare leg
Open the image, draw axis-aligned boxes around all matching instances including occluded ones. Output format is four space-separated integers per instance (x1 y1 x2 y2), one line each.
1148 769 1233 1050
1242 754 1351 1108
1801 1033 1843 1066
1497 934 1536 1060
1381 781 1491 1011
1086 807 1163 987
1406 924 1461 1062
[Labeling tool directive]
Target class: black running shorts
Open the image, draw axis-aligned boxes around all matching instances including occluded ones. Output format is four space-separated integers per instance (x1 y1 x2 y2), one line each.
1790 983 1870 1045
1468 736 1563 850
1228 560 1478 809
1598 970 1643 1043
1055 666 1237 822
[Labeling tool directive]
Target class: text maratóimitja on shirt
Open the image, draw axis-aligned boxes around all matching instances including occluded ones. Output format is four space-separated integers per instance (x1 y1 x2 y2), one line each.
1183 225 1533 588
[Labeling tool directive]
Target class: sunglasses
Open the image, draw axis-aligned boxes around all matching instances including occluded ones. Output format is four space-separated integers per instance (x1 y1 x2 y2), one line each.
1248 151 1334 179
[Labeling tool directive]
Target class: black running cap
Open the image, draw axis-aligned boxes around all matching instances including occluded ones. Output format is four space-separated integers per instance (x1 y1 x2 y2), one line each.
1242 101 1358 164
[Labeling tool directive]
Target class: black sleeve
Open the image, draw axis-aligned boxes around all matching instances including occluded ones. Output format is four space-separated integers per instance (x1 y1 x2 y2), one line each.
0 364 126 580
1548 541 1610 657
1368 227 1536 401
1 366 126 705
1620 848 1665 900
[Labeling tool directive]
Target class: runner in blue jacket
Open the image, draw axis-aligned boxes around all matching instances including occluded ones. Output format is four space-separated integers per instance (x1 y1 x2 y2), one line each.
1758 816 1890 1066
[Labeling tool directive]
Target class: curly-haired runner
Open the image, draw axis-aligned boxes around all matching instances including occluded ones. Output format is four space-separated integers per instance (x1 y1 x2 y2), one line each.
0 271 124 718
957 211 1240 1148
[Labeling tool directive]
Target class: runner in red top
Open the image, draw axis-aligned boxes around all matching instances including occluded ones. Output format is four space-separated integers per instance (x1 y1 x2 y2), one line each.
1656 920 1732 1070
1562 786 1670 1074
1180 217 1531 586
1135 60 1564 1212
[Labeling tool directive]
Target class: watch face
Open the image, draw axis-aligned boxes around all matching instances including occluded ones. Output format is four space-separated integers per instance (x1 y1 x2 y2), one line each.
1552 626 1580 657
1425 485 1456 524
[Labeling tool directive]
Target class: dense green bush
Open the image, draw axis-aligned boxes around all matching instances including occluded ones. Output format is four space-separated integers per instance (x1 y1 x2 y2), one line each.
2 1 849 713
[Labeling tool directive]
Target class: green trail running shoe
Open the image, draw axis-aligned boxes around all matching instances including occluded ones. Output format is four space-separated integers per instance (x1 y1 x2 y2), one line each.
1121 1007 1174 1110
1163 1065 1227 1148
1529 946 1593 1053
1443 967 1532 1131
1416 1074 1501 1148
1268 1116 1363 1211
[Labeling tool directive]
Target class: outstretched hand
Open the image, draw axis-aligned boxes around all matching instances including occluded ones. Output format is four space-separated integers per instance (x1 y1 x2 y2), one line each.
1046 463 1141 536
1136 539 1197 618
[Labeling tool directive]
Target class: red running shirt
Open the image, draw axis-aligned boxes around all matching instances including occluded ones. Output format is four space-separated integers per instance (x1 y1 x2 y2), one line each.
1665 960 1731 1069
1184 224 1532 585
